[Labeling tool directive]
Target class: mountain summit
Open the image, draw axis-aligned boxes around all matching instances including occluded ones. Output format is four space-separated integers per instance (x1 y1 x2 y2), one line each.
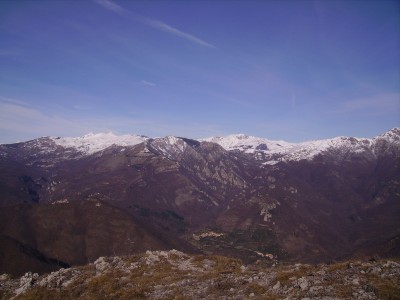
0 128 399 276
2 128 398 163
203 128 400 164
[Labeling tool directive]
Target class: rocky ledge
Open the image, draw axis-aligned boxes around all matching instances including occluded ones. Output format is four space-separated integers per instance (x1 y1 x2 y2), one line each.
1 250 399 299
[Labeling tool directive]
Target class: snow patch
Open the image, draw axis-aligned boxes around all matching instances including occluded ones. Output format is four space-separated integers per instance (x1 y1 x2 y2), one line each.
148 136 188 160
255 251 274 259
203 128 400 163
192 231 224 241
50 132 148 155
201 134 291 154
52 199 69 205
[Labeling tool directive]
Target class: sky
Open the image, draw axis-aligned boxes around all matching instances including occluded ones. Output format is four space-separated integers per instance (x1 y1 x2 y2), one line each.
0 0 399 143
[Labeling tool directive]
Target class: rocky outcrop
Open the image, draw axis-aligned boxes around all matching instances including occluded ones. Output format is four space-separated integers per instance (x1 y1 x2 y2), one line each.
0 251 399 299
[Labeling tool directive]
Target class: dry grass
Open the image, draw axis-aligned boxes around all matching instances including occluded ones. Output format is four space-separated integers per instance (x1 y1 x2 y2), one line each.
211 255 242 274
334 284 355 299
367 274 400 300
15 287 67 300
375 282 400 300
275 264 315 285
190 254 209 267
7 255 400 300
246 282 267 295
83 272 136 299
326 261 349 272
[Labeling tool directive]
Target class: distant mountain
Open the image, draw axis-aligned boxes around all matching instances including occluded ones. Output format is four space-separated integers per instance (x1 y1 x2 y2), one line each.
0 129 399 276
203 128 400 164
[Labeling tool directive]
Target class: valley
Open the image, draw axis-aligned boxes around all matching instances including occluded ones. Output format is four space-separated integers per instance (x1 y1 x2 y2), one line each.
0 129 399 278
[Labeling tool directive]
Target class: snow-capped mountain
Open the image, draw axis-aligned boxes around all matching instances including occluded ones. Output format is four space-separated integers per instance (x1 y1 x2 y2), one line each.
0 132 150 167
202 134 292 154
50 132 149 155
146 136 190 161
2 129 398 166
0 128 399 276
203 128 400 164
44 128 400 164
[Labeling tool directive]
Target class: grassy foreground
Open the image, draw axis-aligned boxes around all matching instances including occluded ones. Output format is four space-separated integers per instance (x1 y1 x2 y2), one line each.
1 250 399 300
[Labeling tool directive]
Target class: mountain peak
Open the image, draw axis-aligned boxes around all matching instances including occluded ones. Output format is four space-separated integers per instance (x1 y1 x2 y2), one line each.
229 133 250 139
3 129 399 162
379 127 400 141
50 132 149 154
81 132 117 139
203 129 400 164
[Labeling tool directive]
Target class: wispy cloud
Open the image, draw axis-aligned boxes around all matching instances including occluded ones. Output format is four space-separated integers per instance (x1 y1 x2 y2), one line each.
0 99 152 143
93 0 215 48
137 16 215 48
72 104 92 111
332 93 400 115
0 99 87 138
93 0 127 14
0 97 218 144
0 96 30 106
139 80 156 87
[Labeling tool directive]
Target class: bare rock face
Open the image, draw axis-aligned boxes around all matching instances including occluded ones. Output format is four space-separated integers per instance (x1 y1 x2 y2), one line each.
0 129 399 276
13 272 39 297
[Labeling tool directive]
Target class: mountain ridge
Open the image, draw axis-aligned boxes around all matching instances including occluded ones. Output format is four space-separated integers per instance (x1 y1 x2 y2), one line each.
1 128 398 165
0 127 399 276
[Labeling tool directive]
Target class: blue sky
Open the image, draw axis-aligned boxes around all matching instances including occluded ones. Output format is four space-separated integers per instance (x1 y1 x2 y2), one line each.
0 0 399 143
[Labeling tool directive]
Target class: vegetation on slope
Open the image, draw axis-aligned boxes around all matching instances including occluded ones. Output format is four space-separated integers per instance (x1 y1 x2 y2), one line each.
1 251 399 300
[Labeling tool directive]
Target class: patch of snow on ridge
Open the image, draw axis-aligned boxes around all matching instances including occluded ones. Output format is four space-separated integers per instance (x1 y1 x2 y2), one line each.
378 127 400 143
202 128 400 163
205 134 372 162
201 134 292 154
51 132 148 154
147 136 188 160
281 136 371 161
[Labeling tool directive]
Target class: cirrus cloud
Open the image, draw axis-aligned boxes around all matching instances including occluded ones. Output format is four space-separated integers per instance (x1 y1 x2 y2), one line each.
93 0 215 48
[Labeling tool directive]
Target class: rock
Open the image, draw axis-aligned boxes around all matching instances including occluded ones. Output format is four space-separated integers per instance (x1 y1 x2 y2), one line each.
14 272 39 296
37 268 78 289
317 269 326 276
0 274 10 281
144 251 163 265
370 267 382 274
347 263 354 269
309 286 322 293
298 277 309 291
94 256 109 272
1 254 399 300
383 261 400 268
363 284 376 293
273 281 281 290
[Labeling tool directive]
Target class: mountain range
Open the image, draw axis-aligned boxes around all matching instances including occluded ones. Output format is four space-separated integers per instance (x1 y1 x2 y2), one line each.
0 128 399 276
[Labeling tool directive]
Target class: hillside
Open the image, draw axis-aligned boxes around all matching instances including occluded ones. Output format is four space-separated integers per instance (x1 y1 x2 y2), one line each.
1 251 399 299
0 129 399 276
